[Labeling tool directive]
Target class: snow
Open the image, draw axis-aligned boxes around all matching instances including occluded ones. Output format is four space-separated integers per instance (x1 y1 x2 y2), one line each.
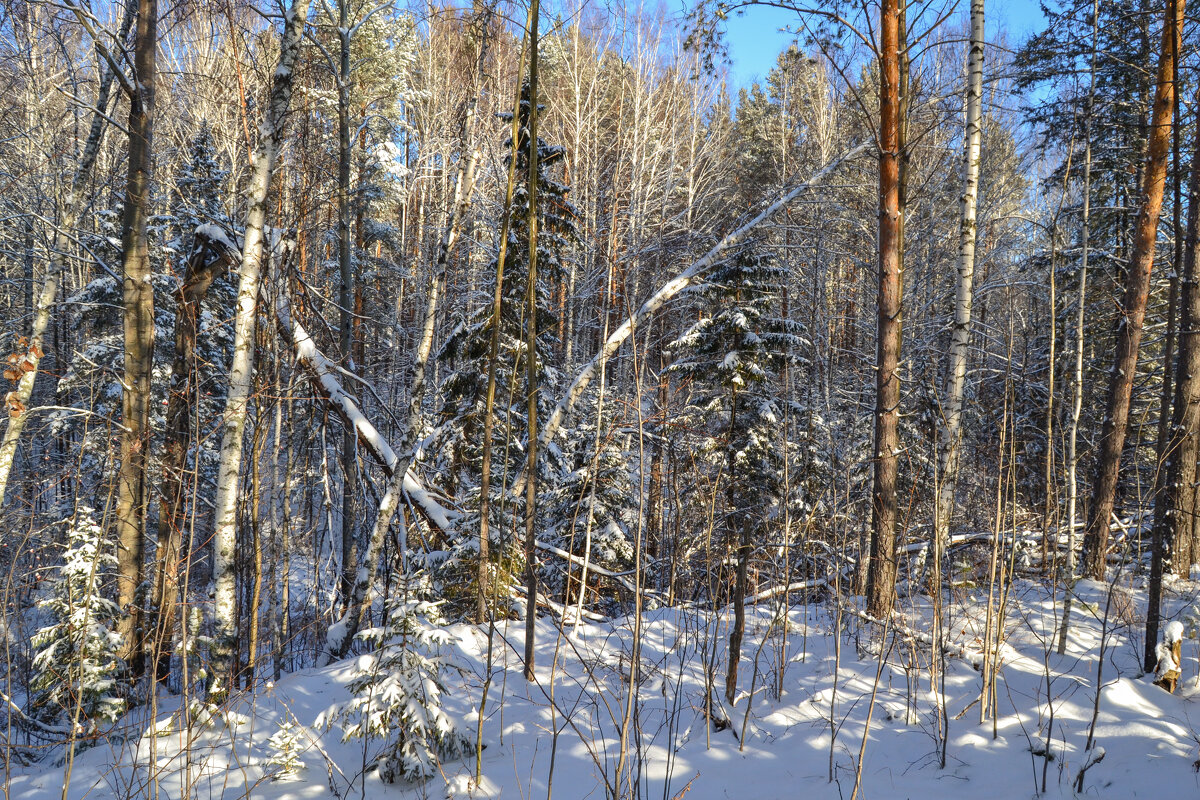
14 575 1200 800
277 291 459 533
192 223 239 255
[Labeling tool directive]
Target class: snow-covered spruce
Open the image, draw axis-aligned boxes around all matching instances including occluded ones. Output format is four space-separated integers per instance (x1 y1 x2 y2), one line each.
543 390 635 611
431 83 578 607
324 575 469 783
668 241 803 700
29 507 125 732
265 720 305 780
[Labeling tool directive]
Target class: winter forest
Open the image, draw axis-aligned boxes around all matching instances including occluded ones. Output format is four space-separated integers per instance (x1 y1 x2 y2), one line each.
4 0 1200 796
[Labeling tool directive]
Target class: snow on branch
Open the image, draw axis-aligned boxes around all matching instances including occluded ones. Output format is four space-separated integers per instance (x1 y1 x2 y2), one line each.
0 688 75 738
533 537 642 595
513 140 871 497
274 290 457 532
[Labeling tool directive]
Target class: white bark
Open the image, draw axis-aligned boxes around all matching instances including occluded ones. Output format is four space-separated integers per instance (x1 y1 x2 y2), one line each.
1058 0 1099 656
210 0 312 700
316 131 481 664
274 292 458 532
933 0 984 557
309 103 481 663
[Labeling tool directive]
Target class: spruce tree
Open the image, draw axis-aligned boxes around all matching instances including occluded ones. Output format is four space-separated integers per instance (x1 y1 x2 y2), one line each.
55 188 234 500
30 507 126 732
433 85 577 605
172 123 228 242
669 243 801 703
543 392 635 610
327 575 469 783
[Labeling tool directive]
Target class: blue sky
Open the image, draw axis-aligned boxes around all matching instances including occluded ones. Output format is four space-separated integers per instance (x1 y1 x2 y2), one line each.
723 0 1048 87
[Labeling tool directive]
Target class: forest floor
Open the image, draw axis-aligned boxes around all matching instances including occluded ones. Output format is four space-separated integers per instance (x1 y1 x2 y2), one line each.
10 572 1200 800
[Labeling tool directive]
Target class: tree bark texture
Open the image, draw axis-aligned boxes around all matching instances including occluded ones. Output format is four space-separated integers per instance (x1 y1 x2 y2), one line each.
934 0 985 577
114 0 159 676
210 0 312 702
866 0 903 619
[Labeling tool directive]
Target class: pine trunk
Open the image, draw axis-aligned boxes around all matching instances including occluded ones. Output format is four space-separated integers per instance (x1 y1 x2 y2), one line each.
866 0 903 619
317 8 491 663
1147 78 1200 669
337 0 357 614
1081 0 1183 580
523 0 542 682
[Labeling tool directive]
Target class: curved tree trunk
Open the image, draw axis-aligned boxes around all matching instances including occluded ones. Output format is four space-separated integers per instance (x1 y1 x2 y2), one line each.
515 142 868 499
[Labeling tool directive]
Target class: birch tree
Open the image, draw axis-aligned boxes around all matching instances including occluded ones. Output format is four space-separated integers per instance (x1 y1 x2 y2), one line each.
1056 0 1099 658
932 0 984 588
210 0 313 702
0 1 135 505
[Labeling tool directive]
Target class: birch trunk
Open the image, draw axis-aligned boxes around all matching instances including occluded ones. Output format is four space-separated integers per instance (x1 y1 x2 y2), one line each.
114 0 158 676
514 141 868 496
1081 0 1183 580
210 0 312 702
933 0 984 586
865 0 903 619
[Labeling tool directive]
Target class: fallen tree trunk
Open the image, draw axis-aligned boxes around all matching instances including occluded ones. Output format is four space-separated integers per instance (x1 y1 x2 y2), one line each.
275 290 459 534
511 141 870 497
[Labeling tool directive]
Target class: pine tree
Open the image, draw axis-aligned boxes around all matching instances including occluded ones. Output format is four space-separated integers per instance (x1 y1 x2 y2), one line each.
1015 0 1166 506
30 507 126 732
329 575 469 783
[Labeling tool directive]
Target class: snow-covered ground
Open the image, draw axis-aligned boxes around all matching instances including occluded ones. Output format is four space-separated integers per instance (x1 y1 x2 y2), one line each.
11 576 1200 800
